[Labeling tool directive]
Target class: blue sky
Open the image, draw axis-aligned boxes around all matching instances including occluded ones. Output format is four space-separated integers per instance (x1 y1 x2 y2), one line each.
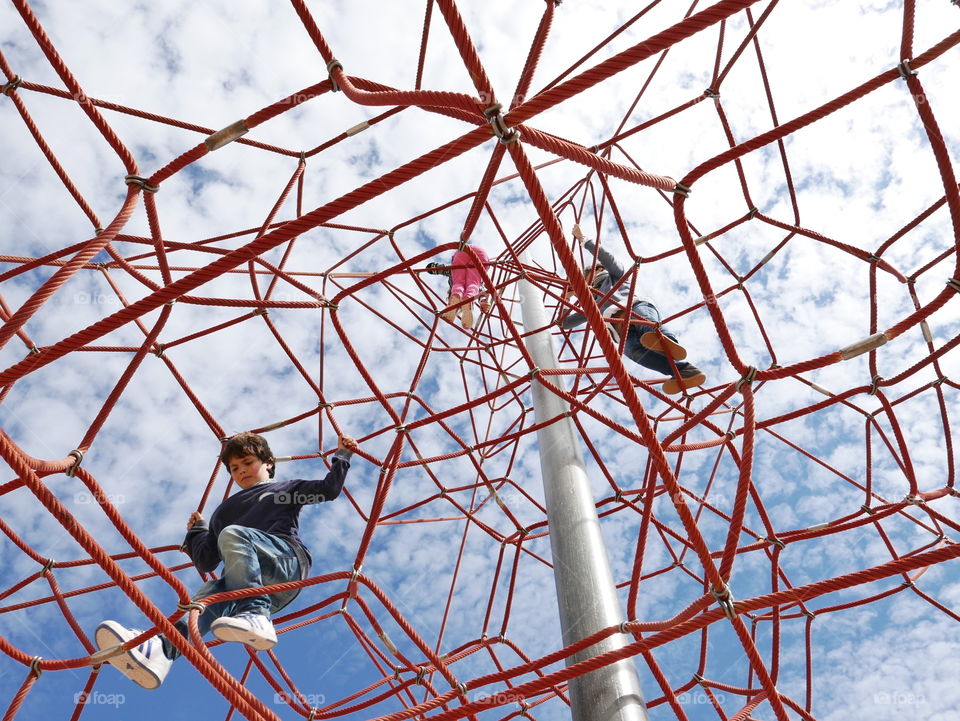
1 1 959 720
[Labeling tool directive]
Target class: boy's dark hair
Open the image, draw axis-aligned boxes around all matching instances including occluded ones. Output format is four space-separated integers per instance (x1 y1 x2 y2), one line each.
221 432 276 478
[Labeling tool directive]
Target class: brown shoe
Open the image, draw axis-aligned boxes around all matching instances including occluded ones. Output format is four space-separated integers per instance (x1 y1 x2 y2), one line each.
460 302 474 329
640 331 687 360
443 294 462 323
663 367 706 395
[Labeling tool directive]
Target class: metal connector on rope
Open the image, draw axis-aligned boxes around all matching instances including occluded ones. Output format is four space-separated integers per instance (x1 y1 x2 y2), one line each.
947 277 960 293
2 75 23 96
204 119 249 151
65 449 84 477
177 601 207 613
483 103 519 145
735 366 757 392
711 585 737 620
897 59 917 78
673 182 691 197
326 58 344 92
29 656 43 678
839 332 887 360
124 174 159 193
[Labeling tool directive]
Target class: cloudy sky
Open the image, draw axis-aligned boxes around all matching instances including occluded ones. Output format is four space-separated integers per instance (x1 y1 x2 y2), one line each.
1 1 959 720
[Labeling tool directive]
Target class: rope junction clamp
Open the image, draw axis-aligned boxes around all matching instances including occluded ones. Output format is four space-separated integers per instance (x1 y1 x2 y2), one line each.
29 656 43 678
673 182 691 197
177 601 207 613
483 103 520 145
65 449 84 477
897 59 918 78
42 558 55 573
204 119 249 151
124 175 159 193
868 375 883 396
947 277 960 293
735 366 757 392
2 75 22 96
326 58 344 92
711 585 737 620
703 87 720 99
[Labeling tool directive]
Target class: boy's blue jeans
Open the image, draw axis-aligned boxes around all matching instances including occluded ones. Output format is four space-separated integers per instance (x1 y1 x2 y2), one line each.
162 525 300 660
623 301 698 376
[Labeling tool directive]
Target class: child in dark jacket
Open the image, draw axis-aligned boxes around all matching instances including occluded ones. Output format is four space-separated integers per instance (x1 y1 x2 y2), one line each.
94 431 358 689
561 225 706 394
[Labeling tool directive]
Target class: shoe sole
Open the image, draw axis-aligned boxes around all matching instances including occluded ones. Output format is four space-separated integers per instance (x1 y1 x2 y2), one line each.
460 305 474 329
640 332 688 360
211 619 277 651
663 372 707 395
94 622 164 690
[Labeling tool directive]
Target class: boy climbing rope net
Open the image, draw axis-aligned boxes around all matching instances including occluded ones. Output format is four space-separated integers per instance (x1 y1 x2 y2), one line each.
560 224 706 395
93 431 358 689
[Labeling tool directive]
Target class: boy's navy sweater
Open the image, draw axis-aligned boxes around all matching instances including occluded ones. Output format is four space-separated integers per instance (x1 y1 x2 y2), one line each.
183 450 352 579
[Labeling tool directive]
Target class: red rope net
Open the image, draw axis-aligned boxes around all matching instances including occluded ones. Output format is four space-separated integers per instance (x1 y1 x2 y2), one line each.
1 1 959 719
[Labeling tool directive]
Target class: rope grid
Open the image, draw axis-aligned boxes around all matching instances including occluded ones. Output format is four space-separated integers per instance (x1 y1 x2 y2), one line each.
1 1 958 720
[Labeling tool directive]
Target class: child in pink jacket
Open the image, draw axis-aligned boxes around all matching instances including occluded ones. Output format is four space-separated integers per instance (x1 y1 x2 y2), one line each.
426 245 492 329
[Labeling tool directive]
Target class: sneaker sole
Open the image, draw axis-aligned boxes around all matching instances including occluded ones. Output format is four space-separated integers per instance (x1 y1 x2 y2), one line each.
663 372 707 395
640 332 688 360
211 619 277 651
94 622 164 690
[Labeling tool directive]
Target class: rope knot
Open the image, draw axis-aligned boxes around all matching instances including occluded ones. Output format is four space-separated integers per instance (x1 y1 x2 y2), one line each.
327 58 344 92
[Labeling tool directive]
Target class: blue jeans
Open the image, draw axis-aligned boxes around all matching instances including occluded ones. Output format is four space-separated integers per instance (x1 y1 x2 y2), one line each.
163 525 300 660
622 301 697 376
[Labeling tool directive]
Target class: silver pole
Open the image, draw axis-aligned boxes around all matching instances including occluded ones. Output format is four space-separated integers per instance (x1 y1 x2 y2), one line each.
518 264 649 721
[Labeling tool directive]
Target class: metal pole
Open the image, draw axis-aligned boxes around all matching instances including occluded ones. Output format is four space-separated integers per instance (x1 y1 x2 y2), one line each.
518 265 649 721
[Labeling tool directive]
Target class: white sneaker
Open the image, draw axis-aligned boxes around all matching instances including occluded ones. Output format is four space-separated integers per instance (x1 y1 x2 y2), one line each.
601 305 622 343
211 613 277 651
94 620 172 689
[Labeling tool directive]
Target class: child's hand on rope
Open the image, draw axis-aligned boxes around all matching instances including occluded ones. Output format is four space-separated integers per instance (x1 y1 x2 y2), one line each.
187 511 204 530
338 435 359 453
571 224 585 243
